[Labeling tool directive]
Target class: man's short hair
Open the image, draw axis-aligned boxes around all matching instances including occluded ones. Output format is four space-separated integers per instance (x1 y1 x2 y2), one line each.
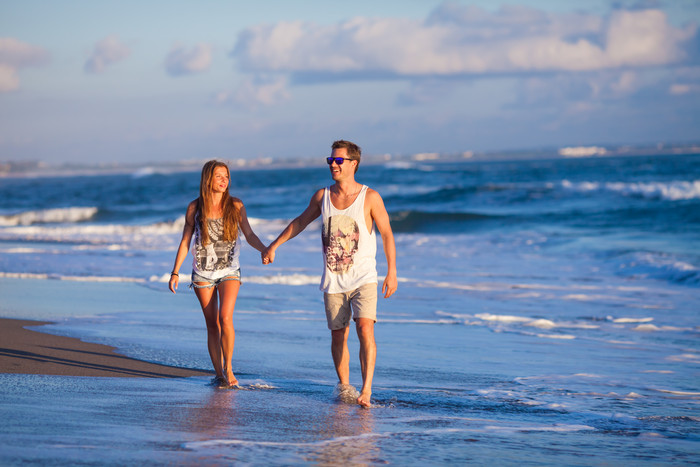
332 140 361 173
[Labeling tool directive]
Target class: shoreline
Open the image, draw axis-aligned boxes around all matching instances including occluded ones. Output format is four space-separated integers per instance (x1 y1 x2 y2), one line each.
0 317 209 378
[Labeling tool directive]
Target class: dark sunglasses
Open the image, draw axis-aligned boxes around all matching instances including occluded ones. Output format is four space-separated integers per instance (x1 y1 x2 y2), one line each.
326 157 354 165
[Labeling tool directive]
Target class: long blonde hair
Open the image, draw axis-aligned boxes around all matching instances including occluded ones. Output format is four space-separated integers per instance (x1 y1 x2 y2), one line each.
197 160 240 245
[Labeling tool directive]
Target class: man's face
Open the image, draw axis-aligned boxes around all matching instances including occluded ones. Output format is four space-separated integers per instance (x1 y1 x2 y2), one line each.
329 147 355 180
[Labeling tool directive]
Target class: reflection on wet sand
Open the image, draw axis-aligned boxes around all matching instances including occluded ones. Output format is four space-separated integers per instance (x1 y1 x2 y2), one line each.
175 386 241 436
172 384 382 464
308 400 380 465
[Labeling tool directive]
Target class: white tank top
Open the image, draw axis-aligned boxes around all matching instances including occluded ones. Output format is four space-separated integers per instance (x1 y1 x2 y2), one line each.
192 216 241 280
320 185 377 293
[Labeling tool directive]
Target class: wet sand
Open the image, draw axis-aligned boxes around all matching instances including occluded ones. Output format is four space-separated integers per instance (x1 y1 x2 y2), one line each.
0 318 209 378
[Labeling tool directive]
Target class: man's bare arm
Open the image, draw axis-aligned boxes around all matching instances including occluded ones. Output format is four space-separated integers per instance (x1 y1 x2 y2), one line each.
368 189 397 298
263 189 323 264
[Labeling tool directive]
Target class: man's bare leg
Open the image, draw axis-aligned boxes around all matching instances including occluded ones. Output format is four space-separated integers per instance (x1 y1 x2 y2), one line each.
331 327 350 386
356 318 376 407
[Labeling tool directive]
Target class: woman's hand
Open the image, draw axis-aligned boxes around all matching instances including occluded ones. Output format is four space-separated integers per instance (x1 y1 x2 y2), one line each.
169 274 179 293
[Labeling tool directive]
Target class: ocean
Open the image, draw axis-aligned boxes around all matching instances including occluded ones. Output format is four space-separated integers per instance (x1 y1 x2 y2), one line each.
0 153 699 465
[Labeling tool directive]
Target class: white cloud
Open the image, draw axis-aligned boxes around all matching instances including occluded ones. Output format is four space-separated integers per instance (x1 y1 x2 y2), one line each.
165 43 212 76
0 64 19 92
669 83 700 95
231 6 697 79
216 75 290 109
0 37 49 92
84 35 130 74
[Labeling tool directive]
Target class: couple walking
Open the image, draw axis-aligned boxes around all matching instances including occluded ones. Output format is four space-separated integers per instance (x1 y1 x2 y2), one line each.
168 140 397 408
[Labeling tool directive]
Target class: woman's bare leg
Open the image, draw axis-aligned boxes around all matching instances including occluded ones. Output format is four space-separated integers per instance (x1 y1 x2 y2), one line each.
194 284 224 379
217 279 241 386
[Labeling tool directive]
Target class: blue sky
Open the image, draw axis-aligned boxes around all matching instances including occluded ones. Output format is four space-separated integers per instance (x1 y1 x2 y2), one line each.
1 0 699 164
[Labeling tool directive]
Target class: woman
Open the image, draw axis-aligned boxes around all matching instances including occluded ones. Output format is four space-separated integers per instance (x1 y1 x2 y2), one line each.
169 160 266 387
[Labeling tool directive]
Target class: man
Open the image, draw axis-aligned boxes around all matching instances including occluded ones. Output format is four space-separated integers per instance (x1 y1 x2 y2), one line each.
262 140 397 407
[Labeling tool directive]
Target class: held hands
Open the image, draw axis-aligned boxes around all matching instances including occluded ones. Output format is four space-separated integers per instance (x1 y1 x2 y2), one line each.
261 246 275 265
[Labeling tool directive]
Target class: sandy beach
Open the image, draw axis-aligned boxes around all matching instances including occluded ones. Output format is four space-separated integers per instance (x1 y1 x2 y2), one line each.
0 318 209 378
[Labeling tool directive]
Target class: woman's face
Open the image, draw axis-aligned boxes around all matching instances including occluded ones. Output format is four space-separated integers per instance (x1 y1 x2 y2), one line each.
211 166 229 193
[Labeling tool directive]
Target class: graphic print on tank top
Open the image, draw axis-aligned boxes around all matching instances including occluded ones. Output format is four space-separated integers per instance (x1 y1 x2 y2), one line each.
194 218 236 272
322 215 360 274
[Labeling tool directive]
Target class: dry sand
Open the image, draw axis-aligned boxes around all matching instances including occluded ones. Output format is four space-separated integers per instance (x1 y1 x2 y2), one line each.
0 318 209 378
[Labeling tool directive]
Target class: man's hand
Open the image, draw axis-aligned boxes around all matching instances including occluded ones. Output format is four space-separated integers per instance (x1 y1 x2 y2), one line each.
382 272 397 298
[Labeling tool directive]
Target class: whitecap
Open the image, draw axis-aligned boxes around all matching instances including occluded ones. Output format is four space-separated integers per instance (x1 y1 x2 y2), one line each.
0 217 185 244
633 324 691 332
561 180 600 191
245 274 321 286
536 333 576 340
474 313 531 323
605 180 700 201
613 317 654 323
0 207 98 226
651 388 700 396
0 272 145 283
0 272 50 279
150 273 172 283
562 294 633 302
526 319 557 329
0 247 45 253
562 179 700 201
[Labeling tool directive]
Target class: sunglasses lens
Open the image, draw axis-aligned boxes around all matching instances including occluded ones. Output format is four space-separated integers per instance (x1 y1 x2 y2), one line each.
327 157 344 165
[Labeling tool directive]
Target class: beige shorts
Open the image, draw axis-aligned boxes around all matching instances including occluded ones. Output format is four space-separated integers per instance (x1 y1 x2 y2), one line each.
323 283 378 330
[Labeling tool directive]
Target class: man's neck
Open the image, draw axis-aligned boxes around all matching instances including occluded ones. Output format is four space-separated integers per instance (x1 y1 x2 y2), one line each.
333 179 360 196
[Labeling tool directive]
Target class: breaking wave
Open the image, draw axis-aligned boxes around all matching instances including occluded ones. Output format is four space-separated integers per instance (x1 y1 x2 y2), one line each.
0 207 98 226
562 180 700 201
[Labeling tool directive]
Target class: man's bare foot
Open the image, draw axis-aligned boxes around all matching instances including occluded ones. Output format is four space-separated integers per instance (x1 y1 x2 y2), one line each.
333 383 358 403
357 390 372 408
210 375 226 386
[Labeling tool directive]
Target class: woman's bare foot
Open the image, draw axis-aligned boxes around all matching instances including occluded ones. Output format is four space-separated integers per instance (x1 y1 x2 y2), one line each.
225 372 239 387
357 390 372 408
